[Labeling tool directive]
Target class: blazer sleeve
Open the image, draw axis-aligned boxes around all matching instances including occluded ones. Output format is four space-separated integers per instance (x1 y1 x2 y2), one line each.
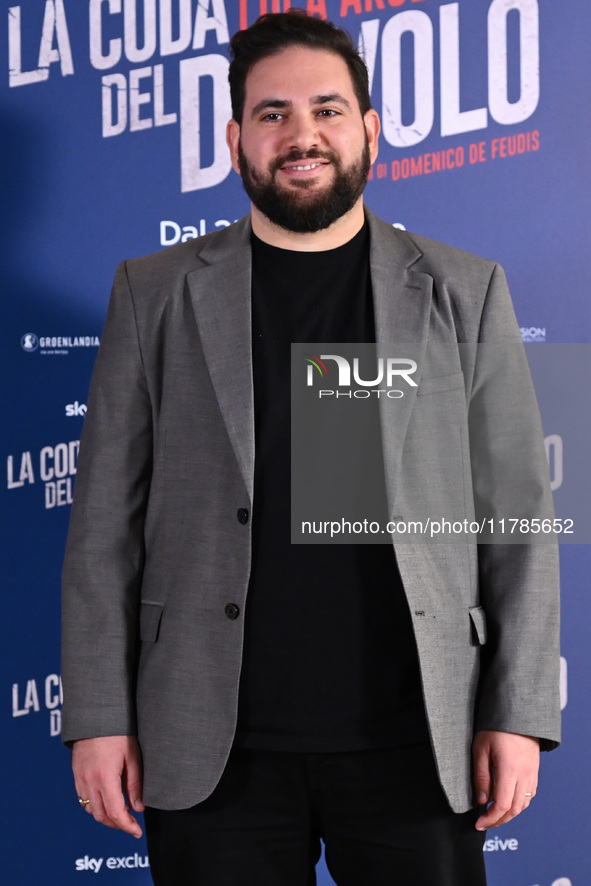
469 264 561 749
61 261 152 744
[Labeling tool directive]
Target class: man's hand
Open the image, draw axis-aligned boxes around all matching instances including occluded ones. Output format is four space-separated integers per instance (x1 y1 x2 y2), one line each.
72 735 145 838
473 730 540 830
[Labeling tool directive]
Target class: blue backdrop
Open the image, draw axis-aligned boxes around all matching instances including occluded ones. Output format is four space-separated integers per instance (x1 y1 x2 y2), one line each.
2 2 587 884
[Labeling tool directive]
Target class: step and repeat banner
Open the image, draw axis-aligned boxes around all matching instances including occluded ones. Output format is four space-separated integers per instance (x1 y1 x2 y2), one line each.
1 1 588 883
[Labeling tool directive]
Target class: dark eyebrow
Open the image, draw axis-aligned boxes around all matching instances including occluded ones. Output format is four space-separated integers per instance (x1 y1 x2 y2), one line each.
250 93 352 120
310 93 352 110
250 99 292 119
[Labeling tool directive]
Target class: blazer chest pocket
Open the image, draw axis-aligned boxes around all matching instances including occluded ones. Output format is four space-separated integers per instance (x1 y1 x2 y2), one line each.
140 601 164 643
469 605 487 646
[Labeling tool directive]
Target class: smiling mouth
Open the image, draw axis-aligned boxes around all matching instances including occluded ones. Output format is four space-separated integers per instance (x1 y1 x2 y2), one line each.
278 151 332 171
283 161 328 171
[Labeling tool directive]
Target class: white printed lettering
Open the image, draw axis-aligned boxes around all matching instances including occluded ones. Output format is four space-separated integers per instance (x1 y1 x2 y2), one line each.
179 54 232 192
488 0 539 124
381 11 434 148
8 1 73 87
7 452 34 488
192 0 229 50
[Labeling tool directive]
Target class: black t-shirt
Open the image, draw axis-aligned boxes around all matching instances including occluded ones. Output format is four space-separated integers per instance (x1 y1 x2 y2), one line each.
233 224 428 751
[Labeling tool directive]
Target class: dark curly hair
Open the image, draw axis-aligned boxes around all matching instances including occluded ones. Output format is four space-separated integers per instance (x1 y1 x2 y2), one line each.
228 9 372 124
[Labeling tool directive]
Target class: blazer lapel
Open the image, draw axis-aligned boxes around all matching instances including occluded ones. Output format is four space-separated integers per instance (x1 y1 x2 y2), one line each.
186 219 255 501
366 210 433 514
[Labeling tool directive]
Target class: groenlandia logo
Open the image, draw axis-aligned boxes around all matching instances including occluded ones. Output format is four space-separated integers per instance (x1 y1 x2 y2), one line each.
303 352 418 398
21 333 38 352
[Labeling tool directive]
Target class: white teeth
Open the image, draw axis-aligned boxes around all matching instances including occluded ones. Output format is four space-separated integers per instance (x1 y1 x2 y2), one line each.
289 163 321 170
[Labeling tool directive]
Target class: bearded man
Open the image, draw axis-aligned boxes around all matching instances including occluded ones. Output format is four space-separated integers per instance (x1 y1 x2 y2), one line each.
62 11 560 886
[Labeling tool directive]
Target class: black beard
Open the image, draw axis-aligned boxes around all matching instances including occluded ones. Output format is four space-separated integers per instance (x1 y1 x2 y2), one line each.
237 140 370 234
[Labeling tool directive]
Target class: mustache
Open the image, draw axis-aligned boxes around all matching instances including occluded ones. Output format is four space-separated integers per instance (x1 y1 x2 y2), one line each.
272 149 337 172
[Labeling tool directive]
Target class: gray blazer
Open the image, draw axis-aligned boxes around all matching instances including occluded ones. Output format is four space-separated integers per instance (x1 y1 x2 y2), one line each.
61 210 560 813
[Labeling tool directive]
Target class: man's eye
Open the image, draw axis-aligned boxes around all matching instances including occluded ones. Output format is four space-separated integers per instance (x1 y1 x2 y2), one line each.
317 109 338 117
262 113 284 121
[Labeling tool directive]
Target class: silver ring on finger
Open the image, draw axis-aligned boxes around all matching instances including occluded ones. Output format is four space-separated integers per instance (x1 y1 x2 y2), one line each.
524 792 533 798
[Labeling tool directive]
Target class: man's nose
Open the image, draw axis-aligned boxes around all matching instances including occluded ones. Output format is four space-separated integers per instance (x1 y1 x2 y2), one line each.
283 112 321 152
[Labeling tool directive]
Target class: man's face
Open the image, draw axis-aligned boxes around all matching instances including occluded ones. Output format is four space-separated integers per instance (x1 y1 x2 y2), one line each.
227 46 380 234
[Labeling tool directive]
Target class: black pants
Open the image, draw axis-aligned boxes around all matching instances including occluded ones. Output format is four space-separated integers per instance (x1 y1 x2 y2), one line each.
145 743 487 886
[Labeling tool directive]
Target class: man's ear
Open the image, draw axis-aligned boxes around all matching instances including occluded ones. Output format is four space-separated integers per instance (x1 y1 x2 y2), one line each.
226 119 241 175
363 109 381 165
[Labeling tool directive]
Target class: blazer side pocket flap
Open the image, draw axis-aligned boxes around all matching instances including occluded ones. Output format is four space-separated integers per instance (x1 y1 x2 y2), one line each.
469 605 487 645
417 372 464 396
140 601 164 642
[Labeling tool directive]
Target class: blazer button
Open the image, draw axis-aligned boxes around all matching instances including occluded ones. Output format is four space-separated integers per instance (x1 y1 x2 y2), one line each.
224 603 240 620
237 508 249 524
